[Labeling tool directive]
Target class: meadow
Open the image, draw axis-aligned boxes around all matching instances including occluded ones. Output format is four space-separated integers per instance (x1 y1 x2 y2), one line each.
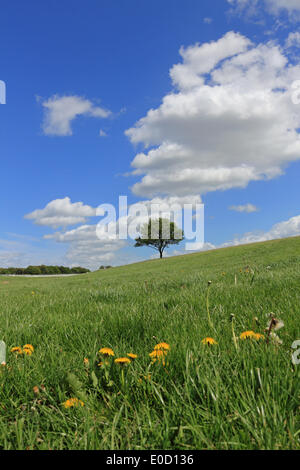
0 236 299 450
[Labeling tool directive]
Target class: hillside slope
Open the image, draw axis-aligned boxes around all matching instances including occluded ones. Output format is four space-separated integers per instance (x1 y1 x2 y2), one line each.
0 236 299 450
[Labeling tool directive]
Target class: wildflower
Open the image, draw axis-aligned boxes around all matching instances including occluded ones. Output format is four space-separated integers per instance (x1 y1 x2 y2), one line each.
23 344 34 352
153 343 170 351
254 333 265 341
114 357 131 365
240 331 256 340
127 353 138 360
99 347 114 357
63 398 84 408
23 348 33 356
150 350 165 358
149 349 168 365
83 357 89 366
201 337 218 346
33 386 39 395
11 346 23 355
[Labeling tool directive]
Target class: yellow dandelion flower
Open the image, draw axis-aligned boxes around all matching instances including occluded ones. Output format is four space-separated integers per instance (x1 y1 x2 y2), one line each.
201 337 218 346
23 344 34 352
11 346 23 355
149 349 168 358
99 347 114 357
63 398 84 409
127 353 138 360
153 342 170 351
240 330 256 340
254 333 265 341
114 357 131 365
23 348 33 356
149 349 168 365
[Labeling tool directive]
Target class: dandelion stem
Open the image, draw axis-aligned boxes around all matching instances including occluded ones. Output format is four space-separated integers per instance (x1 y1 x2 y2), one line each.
231 317 238 352
206 283 214 330
120 368 125 389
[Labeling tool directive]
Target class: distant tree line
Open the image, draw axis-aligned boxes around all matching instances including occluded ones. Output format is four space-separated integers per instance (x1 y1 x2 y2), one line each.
0 265 90 275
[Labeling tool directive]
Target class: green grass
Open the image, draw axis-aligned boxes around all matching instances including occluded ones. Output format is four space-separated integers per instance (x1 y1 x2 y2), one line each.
0 236 299 450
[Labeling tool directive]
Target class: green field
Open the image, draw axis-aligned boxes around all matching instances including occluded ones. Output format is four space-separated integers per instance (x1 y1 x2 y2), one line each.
0 237 299 450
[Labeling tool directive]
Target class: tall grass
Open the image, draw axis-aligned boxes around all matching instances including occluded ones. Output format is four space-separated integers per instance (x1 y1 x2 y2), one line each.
0 237 299 449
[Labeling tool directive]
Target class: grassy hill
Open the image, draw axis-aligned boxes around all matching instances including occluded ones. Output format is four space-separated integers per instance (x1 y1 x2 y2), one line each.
0 236 299 450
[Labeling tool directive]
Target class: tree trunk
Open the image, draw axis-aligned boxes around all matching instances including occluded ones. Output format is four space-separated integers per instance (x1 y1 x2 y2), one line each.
159 241 164 258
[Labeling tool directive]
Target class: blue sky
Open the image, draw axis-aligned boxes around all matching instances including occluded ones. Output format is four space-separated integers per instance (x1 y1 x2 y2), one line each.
1 0 300 269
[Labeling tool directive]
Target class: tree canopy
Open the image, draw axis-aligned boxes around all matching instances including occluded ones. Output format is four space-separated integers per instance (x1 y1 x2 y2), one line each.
0 265 90 275
134 217 184 258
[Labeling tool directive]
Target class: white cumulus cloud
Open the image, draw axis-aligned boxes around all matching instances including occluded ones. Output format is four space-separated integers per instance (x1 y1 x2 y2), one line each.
44 224 127 269
126 32 300 198
223 214 300 246
41 95 111 136
24 197 97 229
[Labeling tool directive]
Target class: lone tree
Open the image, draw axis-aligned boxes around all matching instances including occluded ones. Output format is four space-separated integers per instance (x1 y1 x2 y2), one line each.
134 217 184 259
